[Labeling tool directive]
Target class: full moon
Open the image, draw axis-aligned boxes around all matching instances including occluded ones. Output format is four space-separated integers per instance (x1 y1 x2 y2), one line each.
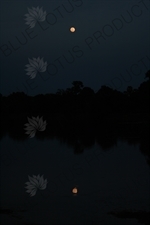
72 187 78 194
70 27 76 32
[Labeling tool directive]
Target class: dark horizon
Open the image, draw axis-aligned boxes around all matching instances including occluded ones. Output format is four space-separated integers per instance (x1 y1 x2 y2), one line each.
1 69 149 127
0 69 149 97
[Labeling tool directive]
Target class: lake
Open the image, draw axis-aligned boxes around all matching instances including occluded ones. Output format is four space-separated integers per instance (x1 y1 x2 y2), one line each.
0 132 149 224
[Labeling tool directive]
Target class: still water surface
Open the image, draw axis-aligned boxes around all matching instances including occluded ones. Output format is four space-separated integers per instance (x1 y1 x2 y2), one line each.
0 135 149 224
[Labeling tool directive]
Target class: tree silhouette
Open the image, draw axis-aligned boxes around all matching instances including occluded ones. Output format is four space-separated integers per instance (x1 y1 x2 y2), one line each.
0 70 149 116
79 87 95 97
125 86 133 97
56 89 65 95
71 81 84 95
96 85 113 95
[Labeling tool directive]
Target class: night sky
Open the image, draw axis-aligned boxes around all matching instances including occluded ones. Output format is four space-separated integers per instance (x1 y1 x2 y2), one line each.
0 0 150 96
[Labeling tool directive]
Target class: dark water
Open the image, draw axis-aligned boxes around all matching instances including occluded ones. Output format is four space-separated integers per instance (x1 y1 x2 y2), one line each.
0 133 149 224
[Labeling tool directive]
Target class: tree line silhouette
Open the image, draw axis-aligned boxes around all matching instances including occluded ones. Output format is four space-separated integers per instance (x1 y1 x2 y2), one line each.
0 70 149 165
0 70 149 119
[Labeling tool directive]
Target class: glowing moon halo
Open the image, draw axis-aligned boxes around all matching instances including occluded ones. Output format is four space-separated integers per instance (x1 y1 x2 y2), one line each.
70 27 76 32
